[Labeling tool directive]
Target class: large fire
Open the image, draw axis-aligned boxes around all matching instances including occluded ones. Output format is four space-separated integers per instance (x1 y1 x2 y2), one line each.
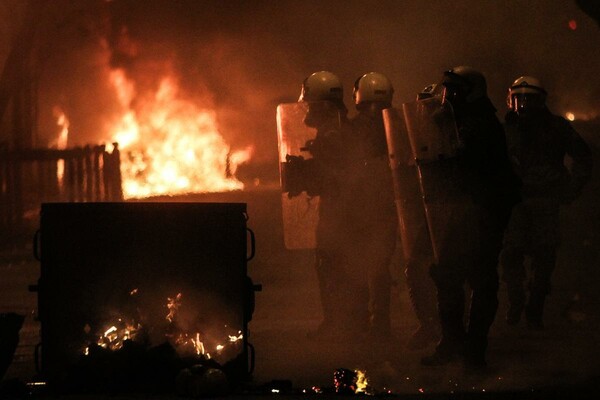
107 69 253 199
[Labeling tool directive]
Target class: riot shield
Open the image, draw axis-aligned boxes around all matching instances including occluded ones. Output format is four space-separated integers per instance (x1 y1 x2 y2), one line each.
402 97 459 163
402 98 476 265
383 107 433 263
276 102 319 249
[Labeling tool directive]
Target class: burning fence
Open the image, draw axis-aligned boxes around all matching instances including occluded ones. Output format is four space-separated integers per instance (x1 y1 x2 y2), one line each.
1 66 254 243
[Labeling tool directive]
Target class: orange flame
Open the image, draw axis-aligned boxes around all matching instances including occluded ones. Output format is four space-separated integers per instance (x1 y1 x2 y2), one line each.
166 292 182 323
84 290 244 360
108 69 252 199
53 106 70 183
85 318 140 354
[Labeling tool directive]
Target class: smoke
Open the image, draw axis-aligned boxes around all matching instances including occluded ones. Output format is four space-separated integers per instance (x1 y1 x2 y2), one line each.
0 1 27 64
15 0 600 163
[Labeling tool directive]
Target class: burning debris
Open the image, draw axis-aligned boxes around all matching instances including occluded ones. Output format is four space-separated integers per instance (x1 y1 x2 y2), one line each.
83 290 243 361
106 69 253 199
35 202 255 395
332 368 371 395
75 289 245 394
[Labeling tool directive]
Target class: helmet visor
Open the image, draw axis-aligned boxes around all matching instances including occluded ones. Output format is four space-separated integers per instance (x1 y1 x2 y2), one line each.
511 93 545 113
441 81 469 107
302 100 341 129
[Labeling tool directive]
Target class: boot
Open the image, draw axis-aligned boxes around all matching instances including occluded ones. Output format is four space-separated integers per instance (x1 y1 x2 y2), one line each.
525 245 556 330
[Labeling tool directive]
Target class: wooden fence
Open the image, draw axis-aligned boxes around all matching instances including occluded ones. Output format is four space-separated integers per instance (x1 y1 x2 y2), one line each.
0 143 122 244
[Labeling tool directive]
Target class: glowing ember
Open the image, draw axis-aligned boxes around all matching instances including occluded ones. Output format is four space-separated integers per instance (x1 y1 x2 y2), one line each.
166 292 182 323
565 112 576 121
107 69 253 199
85 318 141 354
228 331 243 342
84 290 244 361
174 332 209 357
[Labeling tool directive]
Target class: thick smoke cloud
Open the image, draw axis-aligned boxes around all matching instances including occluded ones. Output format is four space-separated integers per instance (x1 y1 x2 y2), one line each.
4 0 600 166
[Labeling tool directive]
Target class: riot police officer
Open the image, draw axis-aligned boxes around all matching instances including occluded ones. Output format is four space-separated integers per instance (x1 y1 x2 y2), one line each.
296 71 358 338
348 72 398 338
420 66 521 368
500 76 593 329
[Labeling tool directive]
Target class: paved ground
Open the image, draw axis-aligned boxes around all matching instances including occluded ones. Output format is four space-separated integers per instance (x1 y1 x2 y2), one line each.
1 184 599 398
1 122 599 397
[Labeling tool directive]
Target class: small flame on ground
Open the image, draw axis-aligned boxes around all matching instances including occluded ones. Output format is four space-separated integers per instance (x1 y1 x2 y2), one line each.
354 369 369 394
565 112 576 121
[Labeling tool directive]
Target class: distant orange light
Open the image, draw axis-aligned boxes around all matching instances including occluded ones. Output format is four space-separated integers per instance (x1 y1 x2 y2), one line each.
568 19 577 30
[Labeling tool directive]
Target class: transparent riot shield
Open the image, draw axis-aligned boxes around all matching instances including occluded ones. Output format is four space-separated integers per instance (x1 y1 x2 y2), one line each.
402 98 476 265
383 107 433 263
276 102 319 249
402 97 459 163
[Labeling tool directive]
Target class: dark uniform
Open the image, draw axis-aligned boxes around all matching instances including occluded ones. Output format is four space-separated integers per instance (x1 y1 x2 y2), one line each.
309 114 360 334
346 111 397 336
422 67 521 368
290 71 365 338
501 108 593 328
